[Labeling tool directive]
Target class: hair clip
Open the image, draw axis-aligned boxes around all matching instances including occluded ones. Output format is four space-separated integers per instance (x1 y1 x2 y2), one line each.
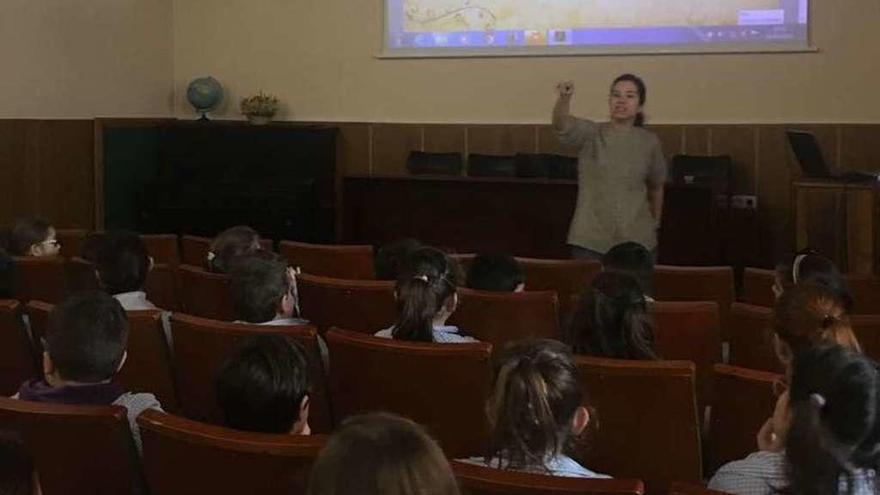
413 275 429 283
792 253 808 284
206 251 216 261
810 393 827 408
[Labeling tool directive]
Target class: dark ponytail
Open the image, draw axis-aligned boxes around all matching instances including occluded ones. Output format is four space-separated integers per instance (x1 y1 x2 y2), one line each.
784 345 880 495
611 74 647 127
485 339 584 472
565 271 657 360
393 247 457 343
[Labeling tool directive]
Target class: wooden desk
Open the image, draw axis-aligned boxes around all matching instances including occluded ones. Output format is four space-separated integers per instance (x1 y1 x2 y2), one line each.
794 180 879 275
342 174 577 258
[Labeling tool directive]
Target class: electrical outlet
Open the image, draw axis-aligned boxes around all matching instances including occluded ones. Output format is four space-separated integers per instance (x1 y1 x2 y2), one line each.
731 195 758 210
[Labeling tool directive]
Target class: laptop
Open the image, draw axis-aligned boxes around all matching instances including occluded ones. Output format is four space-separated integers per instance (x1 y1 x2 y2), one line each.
786 130 878 182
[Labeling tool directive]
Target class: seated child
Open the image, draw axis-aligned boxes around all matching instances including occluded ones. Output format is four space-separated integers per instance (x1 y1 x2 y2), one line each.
215 334 311 434
565 271 658 360
601 241 655 300
4 217 60 257
373 238 423 280
229 251 307 326
94 230 158 311
709 345 880 494
207 225 263 274
774 250 853 311
13 291 162 449
462 338 609 478
375 246 477 343
308 412 459 495
466 253 525 292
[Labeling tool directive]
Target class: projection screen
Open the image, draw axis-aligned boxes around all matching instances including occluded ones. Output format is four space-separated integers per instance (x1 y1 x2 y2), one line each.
381 0 810 57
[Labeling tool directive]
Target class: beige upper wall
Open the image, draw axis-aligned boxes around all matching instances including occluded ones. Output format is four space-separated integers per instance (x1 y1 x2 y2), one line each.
173 0 880 124
0 0 174 119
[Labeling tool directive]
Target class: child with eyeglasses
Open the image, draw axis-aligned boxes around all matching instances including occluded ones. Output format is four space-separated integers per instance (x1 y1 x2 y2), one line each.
3 217 60 257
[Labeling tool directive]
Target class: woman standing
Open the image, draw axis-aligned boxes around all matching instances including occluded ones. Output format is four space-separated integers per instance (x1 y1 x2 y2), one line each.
553 74 666 259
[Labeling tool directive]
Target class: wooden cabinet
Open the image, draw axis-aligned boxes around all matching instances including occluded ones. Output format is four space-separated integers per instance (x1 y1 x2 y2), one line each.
793 181 879 275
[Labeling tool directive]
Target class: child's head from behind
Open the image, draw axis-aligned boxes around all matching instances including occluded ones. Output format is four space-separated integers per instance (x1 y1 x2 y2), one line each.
44 291 128 384
393 246 458 342
601 242 654 296
775 251 852 310
783 345 880 495
215 334 311 435
229 251 294 324
7 217 58 257
485 339 589 471
208 225 262 273
95 230 151 296
307 412 459 495
566 271 656 360
374 238 423 281
773 284 860 370
466 253 525 292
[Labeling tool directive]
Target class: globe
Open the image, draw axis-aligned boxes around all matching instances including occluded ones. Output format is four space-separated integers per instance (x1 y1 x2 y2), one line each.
186 76 223 119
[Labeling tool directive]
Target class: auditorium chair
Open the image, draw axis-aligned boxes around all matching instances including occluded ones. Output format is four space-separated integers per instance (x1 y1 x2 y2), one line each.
449 288 560 347
144 263 181 312
140 234 180 266
727 303 780 373
296 273 396 333
180 234 273 267
653 265 735 339
575 356 702 494
669 482 733 495
325 328 491 457
708 364 780 473
851 314 880 363
65 257 100 292
169 313 333 432
54 228 88 259
450 460 645 495
0 300 37 396
0 397 143 494
11 256 67 304
25 301 179 413
177 264 235 321
649 301 722 410
740 267 776 308
516 257 602 321
138 410 326 495
279 240 374 280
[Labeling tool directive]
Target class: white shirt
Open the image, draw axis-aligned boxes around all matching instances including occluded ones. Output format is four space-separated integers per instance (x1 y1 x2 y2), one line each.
375 324 479 343
460 454 610 478
113 291 157 311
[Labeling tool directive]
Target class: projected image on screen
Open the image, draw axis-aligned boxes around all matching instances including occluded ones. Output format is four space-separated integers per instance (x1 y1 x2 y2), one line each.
383 0 809 56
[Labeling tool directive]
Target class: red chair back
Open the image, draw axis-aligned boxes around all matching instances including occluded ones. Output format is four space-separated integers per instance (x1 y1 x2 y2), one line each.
137 410 325 495
0 396 142 495
325 328 492 457
54 228 88 259
119 309 179 413
708 364 780 473
178 264 234 320
847 275 880 315
669 482 733 495
451 460 645 495
741 268 776 308
296 273 396 332
516 257 602 320
449 288 560 347
140 234 180 266
575 356 702 494
727 303 781 373
649 301 722 410
180 235 213 267
145 263 180 311
0 300 37 396
851 314 880 363
653 266 734 339
279 241 374 279
65 257 100 292
12 256 67 304
23 300 53 356
169 313 332 432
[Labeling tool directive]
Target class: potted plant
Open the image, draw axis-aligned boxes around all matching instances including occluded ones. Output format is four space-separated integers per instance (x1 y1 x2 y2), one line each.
240 91 280 124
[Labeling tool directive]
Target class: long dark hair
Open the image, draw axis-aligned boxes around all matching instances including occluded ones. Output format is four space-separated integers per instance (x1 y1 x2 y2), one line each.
207 225 262 274
785 345 880 495
565 271 658 360
485 339 584 472
393 247 457 342
775 249 853 311
611 74 647 127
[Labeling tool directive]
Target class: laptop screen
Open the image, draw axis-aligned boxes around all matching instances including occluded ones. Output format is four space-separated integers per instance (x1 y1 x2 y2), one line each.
786 130 833 178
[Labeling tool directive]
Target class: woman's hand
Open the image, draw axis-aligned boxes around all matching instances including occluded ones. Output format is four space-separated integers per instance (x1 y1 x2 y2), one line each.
556 80 574 99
